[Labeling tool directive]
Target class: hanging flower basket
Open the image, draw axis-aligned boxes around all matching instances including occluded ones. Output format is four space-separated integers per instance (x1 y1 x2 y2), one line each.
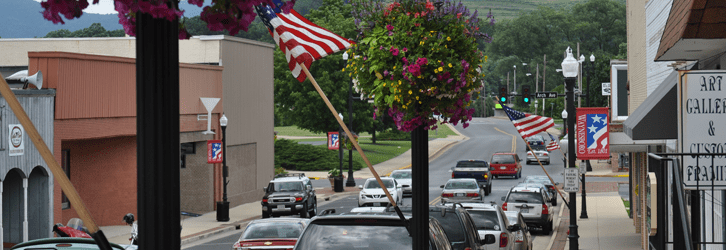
347 0 494 132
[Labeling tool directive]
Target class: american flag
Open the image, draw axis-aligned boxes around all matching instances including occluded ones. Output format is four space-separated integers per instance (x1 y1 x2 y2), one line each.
500 102 554 139
586 114 608 149
546 133 560 151
255 0 355 82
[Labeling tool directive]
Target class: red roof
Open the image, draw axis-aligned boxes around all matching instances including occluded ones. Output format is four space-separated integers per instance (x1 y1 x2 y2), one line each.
656 0 726 60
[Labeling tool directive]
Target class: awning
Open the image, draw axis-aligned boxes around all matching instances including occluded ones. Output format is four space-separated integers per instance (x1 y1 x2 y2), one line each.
623 70 678 140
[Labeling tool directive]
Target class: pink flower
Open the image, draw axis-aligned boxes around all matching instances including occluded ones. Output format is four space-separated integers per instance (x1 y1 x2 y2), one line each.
390 47 399 56
457 13 462 19
402 47 408 52
386 24 394 31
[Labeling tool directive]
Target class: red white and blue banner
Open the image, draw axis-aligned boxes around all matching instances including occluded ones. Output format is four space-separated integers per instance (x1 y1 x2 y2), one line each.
207 140 223 164
328 132 339 150
576 107 610 160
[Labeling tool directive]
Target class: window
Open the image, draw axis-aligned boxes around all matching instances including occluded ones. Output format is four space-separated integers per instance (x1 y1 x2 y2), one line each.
62 149 70 209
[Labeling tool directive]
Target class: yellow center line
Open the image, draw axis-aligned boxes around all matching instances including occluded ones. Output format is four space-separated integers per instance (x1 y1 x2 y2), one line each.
494 127 516 153
429 196 441 205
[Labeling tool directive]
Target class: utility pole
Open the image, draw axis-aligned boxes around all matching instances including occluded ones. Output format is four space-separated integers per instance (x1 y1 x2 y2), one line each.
535 64 539 115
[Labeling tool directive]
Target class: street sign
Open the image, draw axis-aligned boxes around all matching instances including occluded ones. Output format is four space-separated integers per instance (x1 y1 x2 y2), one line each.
535 92 558 98
564 168 580 192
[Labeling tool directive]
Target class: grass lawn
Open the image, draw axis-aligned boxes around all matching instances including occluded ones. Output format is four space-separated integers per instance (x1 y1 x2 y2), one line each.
274 122 459 139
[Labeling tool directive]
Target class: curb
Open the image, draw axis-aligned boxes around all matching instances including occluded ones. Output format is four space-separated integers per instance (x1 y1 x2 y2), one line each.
546 196 568 250
586 174 629 178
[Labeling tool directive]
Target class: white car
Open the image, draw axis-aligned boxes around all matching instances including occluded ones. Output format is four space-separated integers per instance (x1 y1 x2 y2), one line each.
504 211 533 250
447 202 517 250
357 177 403 207
389 169 412 196
440 178 484 204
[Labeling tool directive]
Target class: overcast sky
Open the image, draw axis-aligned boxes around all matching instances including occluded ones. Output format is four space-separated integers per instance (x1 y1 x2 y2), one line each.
32 0 206 16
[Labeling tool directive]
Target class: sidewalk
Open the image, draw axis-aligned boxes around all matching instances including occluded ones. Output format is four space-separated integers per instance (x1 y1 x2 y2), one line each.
99 123 470 246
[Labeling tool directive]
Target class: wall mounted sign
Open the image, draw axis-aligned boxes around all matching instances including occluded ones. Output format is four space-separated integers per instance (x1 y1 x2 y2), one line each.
576 107 610 160
680 71 726 189
328 132 339 150
207 140 223 164
8 124 24 156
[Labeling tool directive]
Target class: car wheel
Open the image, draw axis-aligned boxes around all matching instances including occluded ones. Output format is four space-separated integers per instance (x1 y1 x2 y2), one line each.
262 211 270 218
552 198 558 206
300 202 309 218
309 198 318 217
484 186 490 196
543 221 553 235
488 185 492 195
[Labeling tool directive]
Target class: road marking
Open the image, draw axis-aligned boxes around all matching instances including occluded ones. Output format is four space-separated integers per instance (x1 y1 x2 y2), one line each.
429 196 442 205
494 127 516 153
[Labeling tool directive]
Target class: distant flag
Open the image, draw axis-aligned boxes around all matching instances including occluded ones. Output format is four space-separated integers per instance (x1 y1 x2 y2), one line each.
546 133 560 151
499 101 554 139
255 0 355 82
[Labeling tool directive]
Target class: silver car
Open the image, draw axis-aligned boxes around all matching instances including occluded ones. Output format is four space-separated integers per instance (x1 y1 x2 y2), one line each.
504 211 533 250
440 178 484 204
525 149 550 165
390 169 412 196
452 202 517 250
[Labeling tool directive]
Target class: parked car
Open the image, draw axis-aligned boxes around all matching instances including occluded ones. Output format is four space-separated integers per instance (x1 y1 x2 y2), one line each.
10 238 135 250
501 185 554 235
489 153 522 179
293 209 475 250
526 149 550 165
440 178 484 204
523 175 559 206
358 177 403 207
504 211 533 250
397 205 495 250
390 169 413 196
261 173 317 218
451 160 493 195
233 218 309 250
451 202 518 250
513 183 553 207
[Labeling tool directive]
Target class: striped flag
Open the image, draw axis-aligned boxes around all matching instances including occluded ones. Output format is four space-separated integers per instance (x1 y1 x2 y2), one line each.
255 0 355 82
546 133 560 151
500 102 554 139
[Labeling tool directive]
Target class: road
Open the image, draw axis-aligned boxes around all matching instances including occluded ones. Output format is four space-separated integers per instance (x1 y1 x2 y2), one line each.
185 117 627 249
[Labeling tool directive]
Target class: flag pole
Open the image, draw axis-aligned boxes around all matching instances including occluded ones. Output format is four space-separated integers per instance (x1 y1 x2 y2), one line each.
499 97 569 207
300 65 403 209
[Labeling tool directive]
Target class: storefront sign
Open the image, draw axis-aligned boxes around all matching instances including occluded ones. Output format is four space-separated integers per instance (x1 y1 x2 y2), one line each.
680 71 726 189
576 107 610 160
8 124 24 156
207 140 223 164
328 132 339 150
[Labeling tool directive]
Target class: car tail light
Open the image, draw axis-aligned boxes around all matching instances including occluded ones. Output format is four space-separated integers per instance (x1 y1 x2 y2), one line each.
295 197 303 202
543 203 549 214
262 199 268 203
484 174 488 180
500 232 508 247
502 202 508 211
464 248 472 250
442 193 454 197
527 151 532 155
543 152 549 156
466 193 479 197
452 173 455 178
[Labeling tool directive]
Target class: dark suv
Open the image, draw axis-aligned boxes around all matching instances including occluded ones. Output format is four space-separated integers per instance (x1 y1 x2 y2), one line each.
451 160 492 195
292 209 493 250
397 205 492 250
262 173 317 218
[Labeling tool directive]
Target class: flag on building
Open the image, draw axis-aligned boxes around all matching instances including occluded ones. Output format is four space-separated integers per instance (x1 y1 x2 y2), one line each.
500 102 554 139
546 133 560 151
255 0 355 82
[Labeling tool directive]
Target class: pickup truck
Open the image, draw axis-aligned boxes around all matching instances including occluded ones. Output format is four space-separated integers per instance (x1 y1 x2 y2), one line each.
451 160 492 195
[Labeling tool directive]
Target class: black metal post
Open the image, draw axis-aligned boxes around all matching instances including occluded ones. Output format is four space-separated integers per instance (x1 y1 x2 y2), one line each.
585 61 593 172
346 79 356 187
136 12 181 249
339 127 344 178
566 76 579 250
580 171 588 218
411 124 429 249
217 125 230 222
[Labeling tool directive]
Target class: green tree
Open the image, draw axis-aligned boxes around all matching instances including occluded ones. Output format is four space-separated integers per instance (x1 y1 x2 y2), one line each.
45 23 125 38
274 0 380 135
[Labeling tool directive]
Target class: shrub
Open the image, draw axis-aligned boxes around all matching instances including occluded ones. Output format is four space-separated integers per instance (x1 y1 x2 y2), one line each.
274 139 364 171
377 129 411 141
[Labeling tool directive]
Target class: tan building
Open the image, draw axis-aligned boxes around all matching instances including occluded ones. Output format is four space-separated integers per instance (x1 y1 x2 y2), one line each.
0 35 275 228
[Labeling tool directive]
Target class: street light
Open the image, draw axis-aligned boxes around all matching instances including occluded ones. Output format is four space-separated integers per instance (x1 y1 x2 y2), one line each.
561 47 579 250
343 52 356 187
216 114 230 222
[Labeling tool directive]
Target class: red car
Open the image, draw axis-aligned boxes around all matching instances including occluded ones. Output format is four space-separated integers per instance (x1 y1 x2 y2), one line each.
233 218 309 250
489 152 523 179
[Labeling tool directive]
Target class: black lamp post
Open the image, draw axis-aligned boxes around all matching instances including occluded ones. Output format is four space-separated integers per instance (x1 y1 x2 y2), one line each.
561 109 568 169
561 47 579 250
216 114 230 222
580 53 595 219
343 52 356 187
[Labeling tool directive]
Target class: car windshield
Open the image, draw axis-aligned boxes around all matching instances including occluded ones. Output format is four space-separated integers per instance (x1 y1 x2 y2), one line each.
430 212 465 243
530 145 547 151
445 181 478 190
272 181 304 192
241 222 303 239
466 210 500 230
365 179 395 189
491 155 515 164
455 161 488 168
506 192 544 203
391 172 411 179
525 179 552 185
294 224 411 249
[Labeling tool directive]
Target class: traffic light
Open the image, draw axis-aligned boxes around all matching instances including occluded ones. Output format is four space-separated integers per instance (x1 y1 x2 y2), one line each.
499 86 507 103
522 85 531 105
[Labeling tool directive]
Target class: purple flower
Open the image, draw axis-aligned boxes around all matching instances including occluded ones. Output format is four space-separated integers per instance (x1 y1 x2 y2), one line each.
387 24 394 31
383 70 389 76
390 47 399 56
389 31 394 36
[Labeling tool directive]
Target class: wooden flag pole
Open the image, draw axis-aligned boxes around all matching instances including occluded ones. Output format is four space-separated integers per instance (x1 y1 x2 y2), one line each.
0 74 112 248
299 65 398 207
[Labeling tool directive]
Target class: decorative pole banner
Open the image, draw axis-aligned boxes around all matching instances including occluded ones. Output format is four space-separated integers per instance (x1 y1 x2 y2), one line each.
576 107 610 160
207 140 223 164
328 132 339 150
